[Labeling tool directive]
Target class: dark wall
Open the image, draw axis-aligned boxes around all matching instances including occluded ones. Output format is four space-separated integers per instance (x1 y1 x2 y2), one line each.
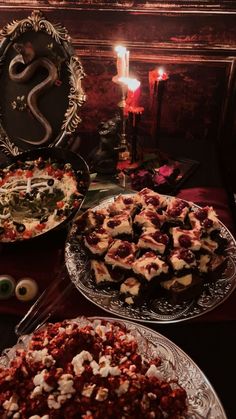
0 1 236 186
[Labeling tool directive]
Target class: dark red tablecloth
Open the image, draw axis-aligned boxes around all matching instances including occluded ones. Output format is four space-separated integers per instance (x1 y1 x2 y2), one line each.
0 187 235 323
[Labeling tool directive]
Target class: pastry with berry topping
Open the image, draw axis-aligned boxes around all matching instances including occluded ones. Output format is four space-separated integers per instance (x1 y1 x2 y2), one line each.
103 213 133 238
120 277 143 305
108 194 137 217
189 206 220 233
137 228 169 254
168 248 197 276
105 240 138 270
171 227 201 251
133 251 169 283
136 187 167 209
160 273 203 303
134 208 165 231
91 260 124 286
165 197 190 225
84 229 111 256
87 208 108 229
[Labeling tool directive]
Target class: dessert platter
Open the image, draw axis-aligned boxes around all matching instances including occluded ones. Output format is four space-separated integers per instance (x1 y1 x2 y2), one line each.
0 147 90 243
65 188 236 323
0 316 227 418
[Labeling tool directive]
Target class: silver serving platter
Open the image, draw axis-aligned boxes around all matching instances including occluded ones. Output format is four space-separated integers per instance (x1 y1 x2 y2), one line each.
0 316 227 418
65 195 236 323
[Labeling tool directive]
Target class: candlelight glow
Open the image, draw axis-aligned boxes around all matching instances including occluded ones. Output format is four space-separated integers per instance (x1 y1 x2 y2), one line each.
119 77 140 92
158 67 164 78
115 45 127 57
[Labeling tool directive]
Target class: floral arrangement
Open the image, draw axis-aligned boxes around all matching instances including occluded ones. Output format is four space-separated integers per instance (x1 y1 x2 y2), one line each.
129 163 181 193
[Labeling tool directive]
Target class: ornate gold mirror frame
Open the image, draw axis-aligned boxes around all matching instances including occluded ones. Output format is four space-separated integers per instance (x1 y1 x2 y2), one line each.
0 10 86 156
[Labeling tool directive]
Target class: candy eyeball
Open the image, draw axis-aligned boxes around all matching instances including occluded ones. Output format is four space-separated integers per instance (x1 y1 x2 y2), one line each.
15 278 38 302
0 275 16 299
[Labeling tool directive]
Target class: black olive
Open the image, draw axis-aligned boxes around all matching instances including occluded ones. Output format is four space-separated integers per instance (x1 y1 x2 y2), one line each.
56 209 63 216
25 193 34 201
47 179 54 186
76 170 83 179
16 223 26 233
37 161 45 169
64 208 70 216
40 215 48 224
0 227 4 235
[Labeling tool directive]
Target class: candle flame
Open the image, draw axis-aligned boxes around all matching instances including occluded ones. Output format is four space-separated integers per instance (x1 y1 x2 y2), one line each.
115 45 127 57
119 76 140 92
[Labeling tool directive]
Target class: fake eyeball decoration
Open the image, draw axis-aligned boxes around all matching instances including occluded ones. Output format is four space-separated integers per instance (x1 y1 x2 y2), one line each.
15 278 39 301
0 275 38 301
0 275 16 299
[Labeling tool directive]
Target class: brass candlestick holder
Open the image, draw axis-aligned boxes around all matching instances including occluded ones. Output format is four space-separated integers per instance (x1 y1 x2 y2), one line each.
116 84 131 161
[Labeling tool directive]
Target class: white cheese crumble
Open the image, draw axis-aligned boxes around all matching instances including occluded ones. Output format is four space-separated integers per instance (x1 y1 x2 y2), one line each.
146 364 163 381
58 374 75 395
115 380 130 396
26 348 55 367
81 383 96 398
31 369 53 397
72 350 93 376
95 387 109 401
3 394 19 414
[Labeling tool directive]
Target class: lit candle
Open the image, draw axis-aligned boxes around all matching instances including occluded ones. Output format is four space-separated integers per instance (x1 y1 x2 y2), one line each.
157 67 168 82
123 78 144 163
114 45 129 79
149 67 169 148
125 78 140 108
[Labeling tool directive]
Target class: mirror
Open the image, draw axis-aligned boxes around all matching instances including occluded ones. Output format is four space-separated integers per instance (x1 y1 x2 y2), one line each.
0 10 86 156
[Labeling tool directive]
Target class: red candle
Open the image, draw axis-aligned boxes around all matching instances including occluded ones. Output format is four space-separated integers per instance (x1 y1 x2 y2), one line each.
126 79 140 107
149 67 169 146
123 78 144 115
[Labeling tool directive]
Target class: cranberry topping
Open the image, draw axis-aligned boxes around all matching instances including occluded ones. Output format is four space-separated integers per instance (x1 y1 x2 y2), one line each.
168 200 188 218
107 219 121 228
169 208 181 217
145 196 160 206
152 231 169 245
116 243 131 258
178 234 192 248
146 211 160 227
94 212 105 224
178 200 189 211
179 249 195 263
203 218 213 229
146 262 159 273
195 208 208 221
123 198 133 205
96 227 106 234
85 232 99 245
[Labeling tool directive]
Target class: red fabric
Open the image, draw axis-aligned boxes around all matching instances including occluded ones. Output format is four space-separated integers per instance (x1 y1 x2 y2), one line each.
0 187 235 323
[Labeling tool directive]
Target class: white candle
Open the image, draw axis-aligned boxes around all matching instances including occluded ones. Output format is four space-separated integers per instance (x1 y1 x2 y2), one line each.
115 45 129 78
